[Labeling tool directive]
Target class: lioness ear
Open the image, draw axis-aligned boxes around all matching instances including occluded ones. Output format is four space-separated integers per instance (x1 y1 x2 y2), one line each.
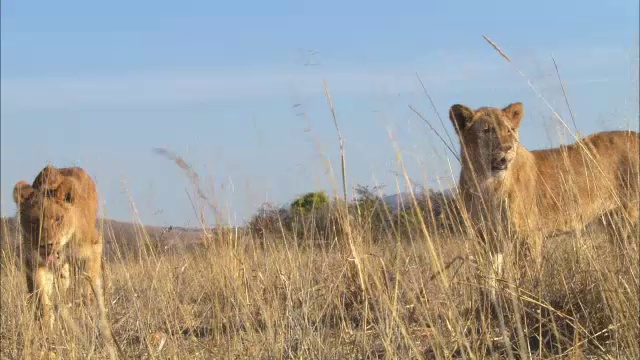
502 102 524 128
55 178 78 204
449 104 475 133
13 181 34 206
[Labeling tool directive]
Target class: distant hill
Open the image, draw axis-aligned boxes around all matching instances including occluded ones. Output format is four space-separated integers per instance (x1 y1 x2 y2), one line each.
382 188 456 215
382 192 426 211
0 217 213 261
1 189 459 261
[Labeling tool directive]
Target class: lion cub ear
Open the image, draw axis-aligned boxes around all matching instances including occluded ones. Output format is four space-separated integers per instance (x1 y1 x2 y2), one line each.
55 178 78 204
13 181 34 206
33 164 60 190
449 104 475 134
502 102 524 128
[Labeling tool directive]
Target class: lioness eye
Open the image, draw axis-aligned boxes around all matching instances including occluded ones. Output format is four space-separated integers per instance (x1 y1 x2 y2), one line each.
55 215 63 223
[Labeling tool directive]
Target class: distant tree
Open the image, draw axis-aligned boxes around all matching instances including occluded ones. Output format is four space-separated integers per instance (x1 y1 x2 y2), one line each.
290 191 329 213
395 188 465 237
352 184 395 241
353 184 385 204
248 202 290 238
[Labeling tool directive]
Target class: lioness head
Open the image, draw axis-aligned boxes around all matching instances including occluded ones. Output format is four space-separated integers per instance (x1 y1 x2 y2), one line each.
449 102 524 178
13 167 79 264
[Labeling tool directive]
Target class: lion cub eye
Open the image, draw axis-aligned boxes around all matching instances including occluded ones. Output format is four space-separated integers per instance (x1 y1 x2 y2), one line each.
482 126 492 133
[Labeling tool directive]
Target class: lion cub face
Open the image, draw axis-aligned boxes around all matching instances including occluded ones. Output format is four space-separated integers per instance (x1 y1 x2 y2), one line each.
449 102 524 178
13 179 78 264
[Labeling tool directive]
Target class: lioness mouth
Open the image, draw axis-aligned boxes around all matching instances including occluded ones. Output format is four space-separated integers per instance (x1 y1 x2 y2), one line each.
492 157 508 171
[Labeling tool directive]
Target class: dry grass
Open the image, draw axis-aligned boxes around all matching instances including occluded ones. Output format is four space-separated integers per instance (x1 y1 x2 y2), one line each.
1 199 638 359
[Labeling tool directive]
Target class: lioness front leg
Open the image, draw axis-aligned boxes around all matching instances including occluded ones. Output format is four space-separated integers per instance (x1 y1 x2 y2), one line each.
621 200 639 244
527 234 543 272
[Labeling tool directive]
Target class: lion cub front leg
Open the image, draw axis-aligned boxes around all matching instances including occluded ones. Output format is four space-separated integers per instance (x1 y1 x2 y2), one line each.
31 262 56 331
80 245 104 307
80 239 117 359
26 251 73 333
58 262 71 292
78 235 109 324
56 261 71 304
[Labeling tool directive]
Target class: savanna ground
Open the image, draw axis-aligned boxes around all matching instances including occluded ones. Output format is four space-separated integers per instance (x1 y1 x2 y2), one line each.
1 181 638 359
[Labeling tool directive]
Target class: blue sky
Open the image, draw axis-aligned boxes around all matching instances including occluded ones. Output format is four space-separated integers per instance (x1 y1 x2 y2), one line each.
2 0 638 227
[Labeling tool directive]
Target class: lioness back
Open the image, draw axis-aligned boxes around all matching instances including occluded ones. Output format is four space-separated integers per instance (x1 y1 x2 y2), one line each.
531 130 639 232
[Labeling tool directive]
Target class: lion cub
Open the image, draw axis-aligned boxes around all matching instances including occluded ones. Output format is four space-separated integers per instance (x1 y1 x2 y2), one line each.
13 165 115 355
449 102 639 269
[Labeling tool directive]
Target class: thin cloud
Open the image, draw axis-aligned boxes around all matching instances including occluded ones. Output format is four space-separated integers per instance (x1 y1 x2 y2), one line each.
0 68 484 112
0 47 631 113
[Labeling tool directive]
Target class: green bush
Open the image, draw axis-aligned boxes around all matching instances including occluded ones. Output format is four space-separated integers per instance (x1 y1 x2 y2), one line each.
291 191 329 213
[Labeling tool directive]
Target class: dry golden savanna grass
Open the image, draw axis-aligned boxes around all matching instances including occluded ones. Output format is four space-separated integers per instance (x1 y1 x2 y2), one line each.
1 181 638 360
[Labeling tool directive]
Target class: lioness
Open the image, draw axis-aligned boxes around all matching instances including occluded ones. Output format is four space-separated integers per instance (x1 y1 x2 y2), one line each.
449 102 639 272
13 165 116 357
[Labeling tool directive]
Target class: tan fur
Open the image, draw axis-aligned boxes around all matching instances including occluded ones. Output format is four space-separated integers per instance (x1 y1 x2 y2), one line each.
449 102 639 268
13 165 116 358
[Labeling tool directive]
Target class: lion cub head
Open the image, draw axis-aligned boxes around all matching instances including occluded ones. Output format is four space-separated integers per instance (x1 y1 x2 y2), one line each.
449 102 524 178
13 166 80 264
